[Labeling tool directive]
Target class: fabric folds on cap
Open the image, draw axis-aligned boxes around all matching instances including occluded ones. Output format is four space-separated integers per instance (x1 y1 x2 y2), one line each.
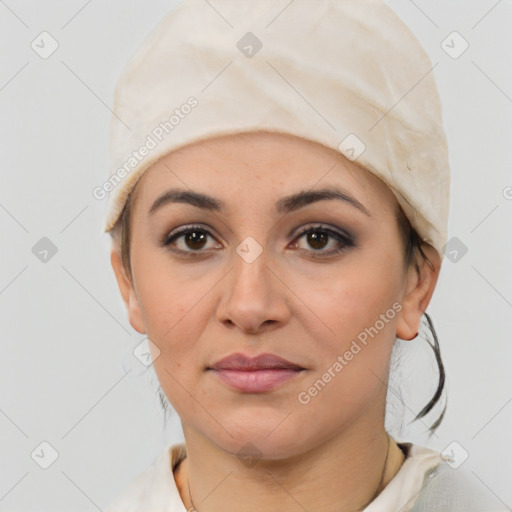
103 0 450 258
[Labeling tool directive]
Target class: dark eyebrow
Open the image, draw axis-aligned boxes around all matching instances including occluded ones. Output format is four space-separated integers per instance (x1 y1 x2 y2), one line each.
275 187 370 216
149 186 370 217
149 189 223 215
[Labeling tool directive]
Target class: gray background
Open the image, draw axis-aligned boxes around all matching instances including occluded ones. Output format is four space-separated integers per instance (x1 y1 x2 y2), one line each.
1 0 511 510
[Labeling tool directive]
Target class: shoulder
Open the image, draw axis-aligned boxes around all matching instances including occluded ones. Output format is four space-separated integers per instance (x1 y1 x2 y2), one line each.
105 442 187 512
407 445 507 512
365 442 506 512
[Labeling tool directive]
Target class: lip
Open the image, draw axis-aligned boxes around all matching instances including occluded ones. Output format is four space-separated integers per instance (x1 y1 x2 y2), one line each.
208 352 305 371
207 352 306 393
210 368 304 393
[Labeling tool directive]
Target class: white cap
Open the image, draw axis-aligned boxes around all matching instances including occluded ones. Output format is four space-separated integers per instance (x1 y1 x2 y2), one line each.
103 0 450 258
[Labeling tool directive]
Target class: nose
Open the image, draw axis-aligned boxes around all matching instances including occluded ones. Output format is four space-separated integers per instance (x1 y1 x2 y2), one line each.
216 245 291 335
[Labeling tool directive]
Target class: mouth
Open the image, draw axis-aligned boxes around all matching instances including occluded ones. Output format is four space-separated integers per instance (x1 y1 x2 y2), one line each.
207 367 305 393
207 352 305 372
206 352 306 393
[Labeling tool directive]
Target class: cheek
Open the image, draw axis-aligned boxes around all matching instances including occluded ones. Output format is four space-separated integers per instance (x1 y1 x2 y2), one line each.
136 269 210 415
138 279 206 354
129 259 203 389
288 273 400 436
288 255 403 408
293 257 402 345
131 242 205 336
130 246 231 392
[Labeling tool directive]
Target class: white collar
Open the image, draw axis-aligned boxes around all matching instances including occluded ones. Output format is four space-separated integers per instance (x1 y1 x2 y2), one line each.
107 441 442 512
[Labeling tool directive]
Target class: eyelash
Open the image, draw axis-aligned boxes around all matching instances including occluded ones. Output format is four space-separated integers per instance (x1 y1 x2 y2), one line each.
161 223 356 258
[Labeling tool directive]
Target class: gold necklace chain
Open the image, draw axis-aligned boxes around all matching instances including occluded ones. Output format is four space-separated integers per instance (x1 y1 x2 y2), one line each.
186 435 391 512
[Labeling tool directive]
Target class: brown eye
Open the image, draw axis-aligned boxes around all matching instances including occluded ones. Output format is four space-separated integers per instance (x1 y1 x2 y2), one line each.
162 225 219 254
292 225 356 256
305 231 329 250
181 230 208 250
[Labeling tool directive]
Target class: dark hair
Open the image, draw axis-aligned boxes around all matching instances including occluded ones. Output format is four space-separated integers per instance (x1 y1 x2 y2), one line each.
395 203 447 434
111 189 447 435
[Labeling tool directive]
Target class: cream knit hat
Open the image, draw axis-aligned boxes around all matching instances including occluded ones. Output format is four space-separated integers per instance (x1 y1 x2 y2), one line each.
101 0 450 258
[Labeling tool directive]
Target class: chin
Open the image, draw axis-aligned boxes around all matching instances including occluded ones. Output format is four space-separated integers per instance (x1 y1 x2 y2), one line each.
209 425 314 463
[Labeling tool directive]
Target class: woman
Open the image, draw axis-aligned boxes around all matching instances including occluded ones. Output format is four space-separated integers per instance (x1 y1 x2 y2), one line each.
102 1 505 510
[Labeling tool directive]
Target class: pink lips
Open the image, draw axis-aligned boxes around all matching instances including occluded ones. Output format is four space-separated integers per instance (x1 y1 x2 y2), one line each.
207 352 305 393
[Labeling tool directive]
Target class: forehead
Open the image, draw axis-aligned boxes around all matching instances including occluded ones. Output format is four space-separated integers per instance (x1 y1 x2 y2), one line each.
131 130 397 217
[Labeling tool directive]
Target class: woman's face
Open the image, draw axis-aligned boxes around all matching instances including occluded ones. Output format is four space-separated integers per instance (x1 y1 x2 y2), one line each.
112 131 437 459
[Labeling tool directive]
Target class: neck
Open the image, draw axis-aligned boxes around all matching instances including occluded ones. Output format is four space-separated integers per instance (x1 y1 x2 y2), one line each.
175 421 405 512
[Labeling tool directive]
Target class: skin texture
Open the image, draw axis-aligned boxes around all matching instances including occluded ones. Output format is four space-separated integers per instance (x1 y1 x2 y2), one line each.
110 130 441 512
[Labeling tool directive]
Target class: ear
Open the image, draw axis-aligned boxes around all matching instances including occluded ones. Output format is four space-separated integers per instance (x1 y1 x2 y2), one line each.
396 244 441 340
110 248 146 334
